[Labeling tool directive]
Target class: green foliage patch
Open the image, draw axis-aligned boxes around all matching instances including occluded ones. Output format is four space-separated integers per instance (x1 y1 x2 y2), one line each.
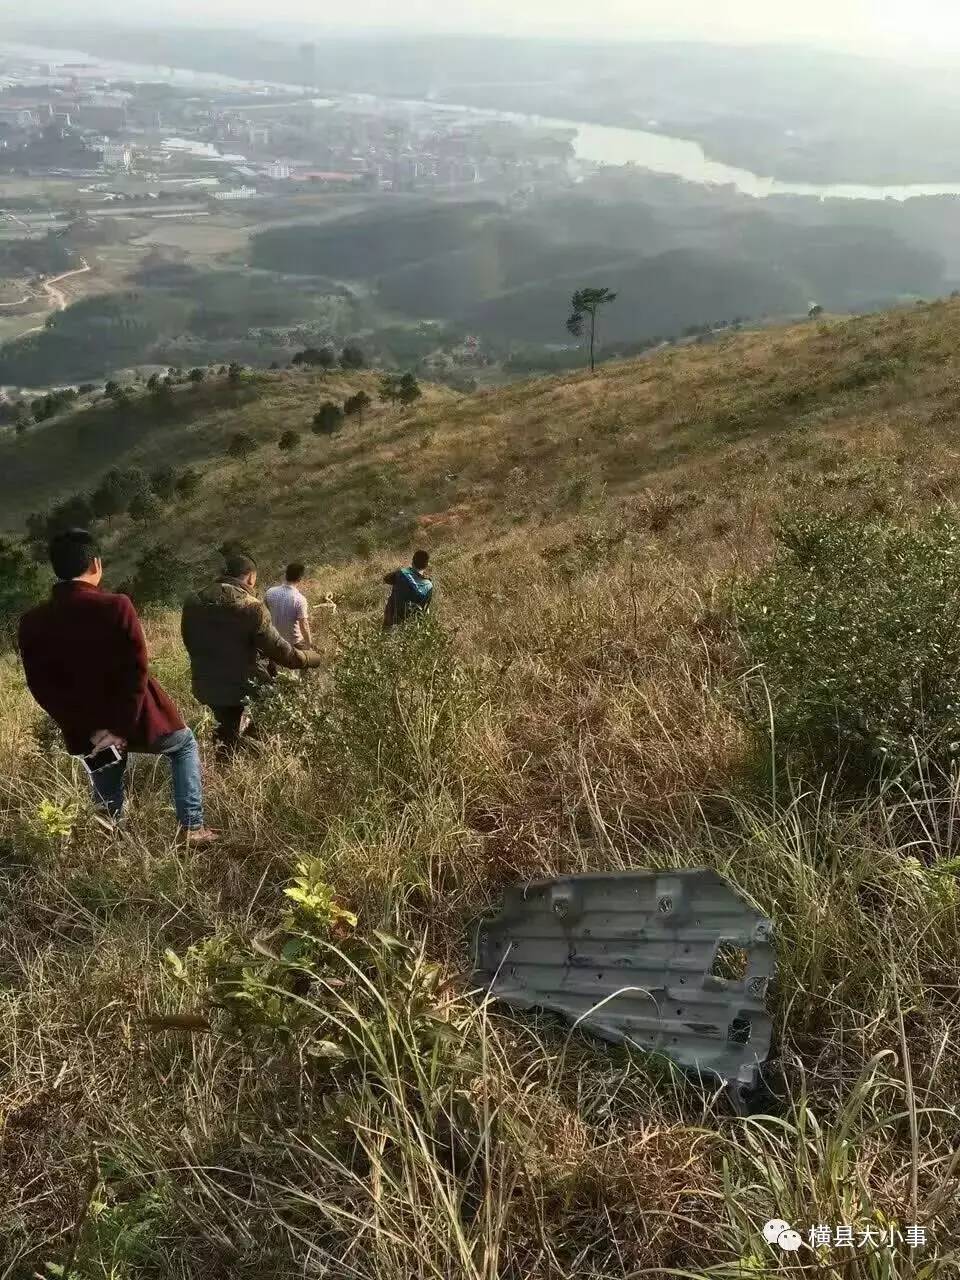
258 615 480 800
736 508 960 785
0 537 45 649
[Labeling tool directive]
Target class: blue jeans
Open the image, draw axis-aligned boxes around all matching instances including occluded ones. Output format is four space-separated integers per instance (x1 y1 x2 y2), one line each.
91 728 205 831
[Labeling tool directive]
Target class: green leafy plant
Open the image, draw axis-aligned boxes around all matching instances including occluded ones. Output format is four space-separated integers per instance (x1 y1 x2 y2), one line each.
343 389 372 426
285 860 359 933
378 371 421 407
257 615 479 798
164 895 466 1093
128 491 163 523
27 798 79 849
0 536 44 649
736 508 960 785
174 467 201 499
340 342 366 369
149 465 177 501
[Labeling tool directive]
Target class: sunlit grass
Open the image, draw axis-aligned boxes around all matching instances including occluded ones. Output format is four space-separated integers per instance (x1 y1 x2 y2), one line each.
2 547 960 1276
8 306 960 1273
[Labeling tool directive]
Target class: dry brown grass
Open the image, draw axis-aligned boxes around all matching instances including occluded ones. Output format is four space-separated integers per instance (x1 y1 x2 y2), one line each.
5 307 960 1274
3 546 960 1275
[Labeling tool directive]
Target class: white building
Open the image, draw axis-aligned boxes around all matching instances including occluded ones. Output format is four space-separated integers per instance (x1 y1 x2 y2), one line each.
101 141 133 170
213 185 258 201
267 160 291 180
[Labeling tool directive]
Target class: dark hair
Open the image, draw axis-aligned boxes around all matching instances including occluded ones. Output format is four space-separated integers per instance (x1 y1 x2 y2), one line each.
49 528 99 580
412 549 430 571
285 561 306 583
224 552 257 578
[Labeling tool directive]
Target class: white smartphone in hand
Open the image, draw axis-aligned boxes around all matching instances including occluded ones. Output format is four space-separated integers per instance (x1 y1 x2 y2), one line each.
81 744 124 775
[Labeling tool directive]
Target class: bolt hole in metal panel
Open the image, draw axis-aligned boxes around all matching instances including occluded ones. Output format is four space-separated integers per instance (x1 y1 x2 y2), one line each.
474 868 776 1112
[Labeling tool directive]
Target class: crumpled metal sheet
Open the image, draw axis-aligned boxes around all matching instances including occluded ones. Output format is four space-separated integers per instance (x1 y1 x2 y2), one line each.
475 868 775 1108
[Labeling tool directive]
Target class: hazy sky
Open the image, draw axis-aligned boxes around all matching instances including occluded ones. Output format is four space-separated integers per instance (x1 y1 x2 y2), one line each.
12 0 960 55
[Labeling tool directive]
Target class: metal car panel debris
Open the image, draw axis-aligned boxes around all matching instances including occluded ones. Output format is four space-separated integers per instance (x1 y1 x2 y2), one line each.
475 868 775 1109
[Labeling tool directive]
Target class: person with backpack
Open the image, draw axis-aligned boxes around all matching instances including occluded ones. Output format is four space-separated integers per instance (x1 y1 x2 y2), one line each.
17 528 217 843
383 549 433 628
181 550 322 752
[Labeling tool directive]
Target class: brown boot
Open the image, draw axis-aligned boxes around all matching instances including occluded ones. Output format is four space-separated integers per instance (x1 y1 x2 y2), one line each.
184 827 219 847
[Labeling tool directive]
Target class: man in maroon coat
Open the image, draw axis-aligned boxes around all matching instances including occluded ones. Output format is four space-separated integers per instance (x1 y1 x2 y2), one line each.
18 528 217 843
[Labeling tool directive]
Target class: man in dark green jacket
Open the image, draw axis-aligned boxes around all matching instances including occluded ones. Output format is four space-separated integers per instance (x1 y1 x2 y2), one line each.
181 552 321 751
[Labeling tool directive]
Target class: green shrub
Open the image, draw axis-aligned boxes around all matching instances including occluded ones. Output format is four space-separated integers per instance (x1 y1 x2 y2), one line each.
312 401 343 435
379 371 421 407
149 465 177 500
0 537 45 649
126 543 193 611
258 615 479 799
736 508 960 785
227 431 256 459
128 491 163 523
344 390 372 425
174 467 201 499
340 342 366 369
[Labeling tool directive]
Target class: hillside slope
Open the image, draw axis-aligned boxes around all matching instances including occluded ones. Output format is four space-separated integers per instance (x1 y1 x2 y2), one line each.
5 296 960 576
4 301 960 1275
246 193 945 346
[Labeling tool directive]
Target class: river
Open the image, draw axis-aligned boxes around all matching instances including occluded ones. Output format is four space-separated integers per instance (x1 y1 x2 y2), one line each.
406 99 960 203
5 38 960 204
568 119 960 202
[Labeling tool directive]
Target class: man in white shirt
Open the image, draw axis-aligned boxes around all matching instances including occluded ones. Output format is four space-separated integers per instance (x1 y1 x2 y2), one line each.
265 562 312 650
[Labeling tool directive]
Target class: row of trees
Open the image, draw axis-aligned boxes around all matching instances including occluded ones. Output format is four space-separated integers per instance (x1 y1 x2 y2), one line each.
378 372 422 407
311 389 376 435
5 349 419 442
3 363 254 436
226 387 378 459
0 385 95 432
310 375 421 436
224 371 423 460
290 344 366 371
105 362 247 406
1 523 200 638
26 465 202 548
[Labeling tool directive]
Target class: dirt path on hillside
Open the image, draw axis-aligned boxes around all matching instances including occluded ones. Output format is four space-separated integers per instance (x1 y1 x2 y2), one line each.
41 259 91 311
18 259 91 336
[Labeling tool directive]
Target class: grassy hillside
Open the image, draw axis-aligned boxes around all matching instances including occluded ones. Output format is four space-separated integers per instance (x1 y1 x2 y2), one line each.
0 273 360 387
7 295 960 565
0 368 458 539
4 301 960 1275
